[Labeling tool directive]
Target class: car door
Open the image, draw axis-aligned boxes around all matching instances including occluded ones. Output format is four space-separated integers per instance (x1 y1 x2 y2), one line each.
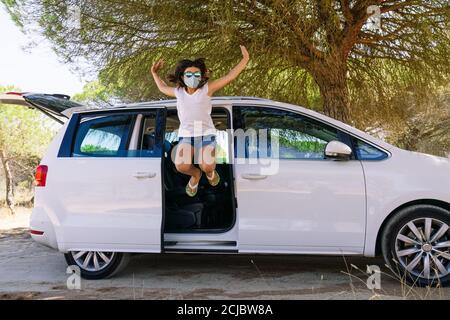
51 108 166 252
1 92 166 252
233 105 366 254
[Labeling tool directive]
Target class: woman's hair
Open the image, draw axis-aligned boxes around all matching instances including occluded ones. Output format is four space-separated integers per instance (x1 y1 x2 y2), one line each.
167 58 210 89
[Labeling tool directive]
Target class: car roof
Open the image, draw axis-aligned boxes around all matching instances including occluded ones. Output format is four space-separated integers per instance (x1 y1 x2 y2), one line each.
69 96 394 152
63 96 276 116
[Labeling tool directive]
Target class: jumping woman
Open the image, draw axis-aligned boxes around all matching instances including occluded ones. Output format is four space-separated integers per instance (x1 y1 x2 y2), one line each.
151 45 250 196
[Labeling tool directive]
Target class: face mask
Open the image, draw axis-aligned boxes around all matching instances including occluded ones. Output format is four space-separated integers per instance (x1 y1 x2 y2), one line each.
183 75 201 88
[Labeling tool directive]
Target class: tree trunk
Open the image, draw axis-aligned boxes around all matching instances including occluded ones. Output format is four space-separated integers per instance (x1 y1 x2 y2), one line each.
308 59 351 123
0 149 15 215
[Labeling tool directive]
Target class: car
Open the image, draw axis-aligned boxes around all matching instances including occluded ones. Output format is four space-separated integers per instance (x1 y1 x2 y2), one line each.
1 91 449 286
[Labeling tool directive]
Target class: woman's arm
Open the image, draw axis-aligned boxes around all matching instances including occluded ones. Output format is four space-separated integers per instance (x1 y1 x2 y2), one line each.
151 59 176 97
208 45 250 96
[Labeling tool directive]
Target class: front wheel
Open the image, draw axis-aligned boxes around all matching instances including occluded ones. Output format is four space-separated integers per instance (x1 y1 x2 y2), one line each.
381 204 450 287
64 251 130 279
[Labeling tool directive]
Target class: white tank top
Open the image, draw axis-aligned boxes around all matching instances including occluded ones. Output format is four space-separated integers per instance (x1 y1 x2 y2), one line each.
174 82 217 137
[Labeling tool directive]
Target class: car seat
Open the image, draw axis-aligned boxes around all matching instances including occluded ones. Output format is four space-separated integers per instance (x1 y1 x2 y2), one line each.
163 140 205 230
164 202 204 231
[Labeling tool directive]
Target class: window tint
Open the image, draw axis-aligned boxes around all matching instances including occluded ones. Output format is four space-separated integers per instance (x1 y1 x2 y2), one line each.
73 114 133 157
234 106 339 159
354 139 388 160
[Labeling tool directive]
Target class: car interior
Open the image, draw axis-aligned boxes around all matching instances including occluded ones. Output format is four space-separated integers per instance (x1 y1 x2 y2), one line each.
161 107 236 233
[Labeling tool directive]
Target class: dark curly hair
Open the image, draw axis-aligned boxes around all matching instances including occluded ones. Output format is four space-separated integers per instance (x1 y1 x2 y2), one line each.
167 58 210 89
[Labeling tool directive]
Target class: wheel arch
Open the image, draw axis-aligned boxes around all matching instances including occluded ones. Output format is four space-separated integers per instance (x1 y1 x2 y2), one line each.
375 198 450 256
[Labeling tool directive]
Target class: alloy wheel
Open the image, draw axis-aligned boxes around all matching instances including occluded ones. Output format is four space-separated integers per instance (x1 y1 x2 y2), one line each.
395 217 450 280
71 251 116 272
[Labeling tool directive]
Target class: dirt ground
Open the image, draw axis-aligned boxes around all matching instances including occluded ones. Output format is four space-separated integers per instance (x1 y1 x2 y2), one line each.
0 208 449 300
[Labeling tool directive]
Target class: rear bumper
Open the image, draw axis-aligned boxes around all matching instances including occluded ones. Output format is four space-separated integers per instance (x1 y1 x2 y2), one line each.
29 206 58 250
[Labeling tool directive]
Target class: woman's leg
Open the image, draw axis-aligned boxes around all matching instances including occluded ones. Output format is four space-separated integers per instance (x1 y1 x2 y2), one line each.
199 144 216 177
174 143 202 186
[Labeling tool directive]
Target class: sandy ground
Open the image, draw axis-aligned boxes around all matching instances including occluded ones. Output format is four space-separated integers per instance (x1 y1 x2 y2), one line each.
0 207 31 230
1 208 449 300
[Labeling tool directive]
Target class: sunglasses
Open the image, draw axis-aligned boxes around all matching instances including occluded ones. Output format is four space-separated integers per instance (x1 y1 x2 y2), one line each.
183 71 202 78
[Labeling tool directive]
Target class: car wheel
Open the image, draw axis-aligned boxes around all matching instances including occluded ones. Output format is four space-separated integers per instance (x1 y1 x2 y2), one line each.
382 204 450 287
64 251 130 280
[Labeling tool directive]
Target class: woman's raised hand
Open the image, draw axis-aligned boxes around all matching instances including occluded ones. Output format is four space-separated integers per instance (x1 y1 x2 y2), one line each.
151 59 164 75
240 45 249 61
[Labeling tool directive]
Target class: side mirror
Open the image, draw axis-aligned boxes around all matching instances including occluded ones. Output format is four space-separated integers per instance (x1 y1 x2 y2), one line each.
325 140 352 160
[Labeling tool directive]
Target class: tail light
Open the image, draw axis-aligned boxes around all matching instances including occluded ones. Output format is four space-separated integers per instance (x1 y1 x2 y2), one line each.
5 92 24 96
30 229 44 235
35 165 48 187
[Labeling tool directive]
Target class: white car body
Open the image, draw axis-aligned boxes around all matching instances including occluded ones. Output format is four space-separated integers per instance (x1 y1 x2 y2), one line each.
2 92 449 282
29 98 450 253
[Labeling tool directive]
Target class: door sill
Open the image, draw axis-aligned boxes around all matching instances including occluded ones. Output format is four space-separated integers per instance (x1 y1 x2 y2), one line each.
163 240 237 253
164 248 238 254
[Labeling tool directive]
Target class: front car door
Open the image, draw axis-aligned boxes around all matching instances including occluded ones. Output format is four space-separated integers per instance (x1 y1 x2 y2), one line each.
233 104 366 254
49 108 166 253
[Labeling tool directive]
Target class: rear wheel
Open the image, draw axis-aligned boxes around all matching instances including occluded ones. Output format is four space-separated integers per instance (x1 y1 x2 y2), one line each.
381 204 450 287
64 251 130 279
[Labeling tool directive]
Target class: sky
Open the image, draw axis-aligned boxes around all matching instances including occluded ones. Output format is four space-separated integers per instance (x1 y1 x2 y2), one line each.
0 6 89 97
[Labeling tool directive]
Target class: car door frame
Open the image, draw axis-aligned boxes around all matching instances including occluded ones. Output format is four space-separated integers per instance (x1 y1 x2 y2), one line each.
161 104 240 252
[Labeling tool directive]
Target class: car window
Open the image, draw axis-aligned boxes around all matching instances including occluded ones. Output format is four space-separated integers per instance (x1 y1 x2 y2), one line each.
72 114 134 157
354 138 388 160
233 106 340 159
134 112 164 157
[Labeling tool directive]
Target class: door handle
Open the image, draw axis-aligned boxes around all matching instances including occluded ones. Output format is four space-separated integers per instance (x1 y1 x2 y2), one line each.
241 173 268 180
133 172 157 179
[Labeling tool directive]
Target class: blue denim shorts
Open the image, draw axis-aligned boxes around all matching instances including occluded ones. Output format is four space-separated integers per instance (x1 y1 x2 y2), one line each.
178 134 217 148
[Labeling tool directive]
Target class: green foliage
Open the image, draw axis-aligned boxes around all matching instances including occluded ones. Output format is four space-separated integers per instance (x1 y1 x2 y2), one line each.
72 80 120 106
0 84 57 188
79 144 112 153
1 1 449 155
279 136 325 154
5 2 444 109
214 144 228 164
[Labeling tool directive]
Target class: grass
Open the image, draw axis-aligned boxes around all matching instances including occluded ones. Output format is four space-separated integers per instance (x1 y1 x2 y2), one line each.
341 255 445 300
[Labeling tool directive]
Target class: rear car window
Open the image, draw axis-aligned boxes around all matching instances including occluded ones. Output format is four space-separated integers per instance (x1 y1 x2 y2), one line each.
72 114 134 157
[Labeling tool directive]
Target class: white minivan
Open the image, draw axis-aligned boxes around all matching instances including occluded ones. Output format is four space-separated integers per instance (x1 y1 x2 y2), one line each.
2 92 450 286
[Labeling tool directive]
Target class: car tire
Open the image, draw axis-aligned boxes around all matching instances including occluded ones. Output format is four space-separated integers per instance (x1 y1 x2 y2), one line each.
64 251 131 280
381 204 450 287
